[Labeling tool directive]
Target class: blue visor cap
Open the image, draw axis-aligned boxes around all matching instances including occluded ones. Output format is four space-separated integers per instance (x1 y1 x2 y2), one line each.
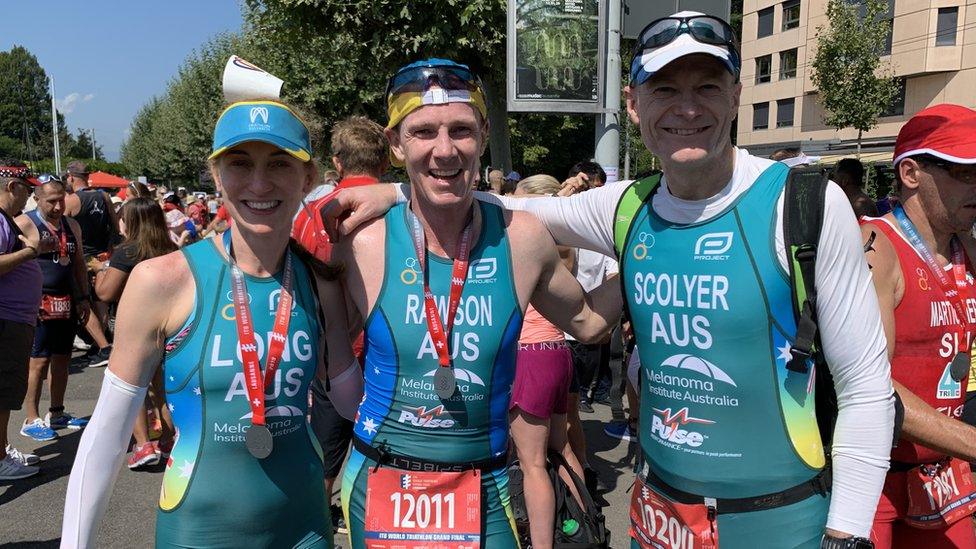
210 101 311 162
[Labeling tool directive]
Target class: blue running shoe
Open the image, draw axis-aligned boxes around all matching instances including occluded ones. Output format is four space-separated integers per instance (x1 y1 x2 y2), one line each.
46 411 89 430
603 420 637 443
20 418 57 442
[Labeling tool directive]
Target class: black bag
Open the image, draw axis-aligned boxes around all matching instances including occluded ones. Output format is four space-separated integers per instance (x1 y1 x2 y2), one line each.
508 450 610 548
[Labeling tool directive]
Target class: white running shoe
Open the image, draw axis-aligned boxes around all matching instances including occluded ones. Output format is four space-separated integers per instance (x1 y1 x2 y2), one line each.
5 445 39 466
73 336 91 351
0 454 39 480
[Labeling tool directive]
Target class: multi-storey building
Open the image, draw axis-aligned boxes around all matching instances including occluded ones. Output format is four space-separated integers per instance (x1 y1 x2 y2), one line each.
737 0 974 162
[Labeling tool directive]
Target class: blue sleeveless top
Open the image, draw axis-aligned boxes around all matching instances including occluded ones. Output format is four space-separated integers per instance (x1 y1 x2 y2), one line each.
155 238 330 548
354 201 523 463
620 163 825 499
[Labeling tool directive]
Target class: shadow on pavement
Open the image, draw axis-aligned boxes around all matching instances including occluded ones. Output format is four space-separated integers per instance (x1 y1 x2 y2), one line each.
0 429 82 507
581 416 639 505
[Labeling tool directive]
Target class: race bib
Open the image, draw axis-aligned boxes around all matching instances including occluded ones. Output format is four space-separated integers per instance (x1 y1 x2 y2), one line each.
630 474 718 549
365 467 481 549
39 294 72 321
906 457 976 529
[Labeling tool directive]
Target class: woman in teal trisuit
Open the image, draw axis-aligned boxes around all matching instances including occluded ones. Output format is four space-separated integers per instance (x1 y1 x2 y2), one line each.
61 93 350 548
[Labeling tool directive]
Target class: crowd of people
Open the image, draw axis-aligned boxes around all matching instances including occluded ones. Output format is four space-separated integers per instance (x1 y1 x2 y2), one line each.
1 9 976 549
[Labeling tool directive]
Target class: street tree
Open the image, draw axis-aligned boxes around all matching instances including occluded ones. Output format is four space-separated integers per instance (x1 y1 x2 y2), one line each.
811 0 898 157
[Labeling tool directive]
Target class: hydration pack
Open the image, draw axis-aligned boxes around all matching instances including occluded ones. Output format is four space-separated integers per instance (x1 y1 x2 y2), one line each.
508 450 610 548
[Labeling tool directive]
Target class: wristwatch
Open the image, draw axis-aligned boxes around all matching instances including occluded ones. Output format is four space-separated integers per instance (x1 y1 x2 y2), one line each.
821 534 874 549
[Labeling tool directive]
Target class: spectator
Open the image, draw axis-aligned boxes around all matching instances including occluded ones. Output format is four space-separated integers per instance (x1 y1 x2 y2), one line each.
502 170 521 195
833 158 880 218
63 160 117 368
206 193 219 217
509 173 587 547
18 178 92 444
486 168 505 194
0 162 49 480
185 193 209 229
95 197 177 469
292 114 388 534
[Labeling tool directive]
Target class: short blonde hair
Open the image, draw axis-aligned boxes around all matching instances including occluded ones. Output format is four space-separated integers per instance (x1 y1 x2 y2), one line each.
516 174 561 196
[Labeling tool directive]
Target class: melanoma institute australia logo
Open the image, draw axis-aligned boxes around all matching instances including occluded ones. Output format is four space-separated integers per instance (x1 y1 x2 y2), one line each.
694 232 733 261
647 353 740 408
249 106 271 131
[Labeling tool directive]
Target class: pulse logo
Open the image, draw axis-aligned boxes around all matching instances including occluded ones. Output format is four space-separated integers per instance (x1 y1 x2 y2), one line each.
398 405 456 428
694 232 733 261
650 407 713 448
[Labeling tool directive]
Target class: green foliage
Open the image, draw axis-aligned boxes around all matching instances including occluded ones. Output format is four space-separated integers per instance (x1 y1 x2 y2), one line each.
509 113 594 177
0 46 56 161
29 157 125 177
811 0 898 139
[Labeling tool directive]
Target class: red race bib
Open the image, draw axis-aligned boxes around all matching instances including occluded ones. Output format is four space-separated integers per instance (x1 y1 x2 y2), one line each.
39 294 72 321
630 474 718 549
906 458 976 529
365 467 481 549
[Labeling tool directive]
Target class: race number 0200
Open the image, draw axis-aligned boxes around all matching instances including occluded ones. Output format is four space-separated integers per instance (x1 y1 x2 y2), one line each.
390 492 456 530
639 500 695 549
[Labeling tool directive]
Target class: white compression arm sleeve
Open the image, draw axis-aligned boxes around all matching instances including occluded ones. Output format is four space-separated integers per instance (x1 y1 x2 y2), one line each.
61 370 147 549
327 359 364 421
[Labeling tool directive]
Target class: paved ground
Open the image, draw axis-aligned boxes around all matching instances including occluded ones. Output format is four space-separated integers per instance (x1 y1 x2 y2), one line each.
0 355 638 548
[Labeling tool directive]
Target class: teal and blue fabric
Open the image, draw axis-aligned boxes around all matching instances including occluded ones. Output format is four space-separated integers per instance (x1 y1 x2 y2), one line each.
342 200 523 548
156 238 330 548
621 163 828 548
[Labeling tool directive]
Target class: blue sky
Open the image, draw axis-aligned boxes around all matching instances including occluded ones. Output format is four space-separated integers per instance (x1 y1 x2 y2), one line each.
1 1 244 161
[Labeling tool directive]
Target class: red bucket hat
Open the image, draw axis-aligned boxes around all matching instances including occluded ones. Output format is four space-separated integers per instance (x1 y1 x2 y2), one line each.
893 104 976 166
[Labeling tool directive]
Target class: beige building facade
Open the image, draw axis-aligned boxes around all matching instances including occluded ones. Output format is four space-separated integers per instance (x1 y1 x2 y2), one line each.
737 0 976 161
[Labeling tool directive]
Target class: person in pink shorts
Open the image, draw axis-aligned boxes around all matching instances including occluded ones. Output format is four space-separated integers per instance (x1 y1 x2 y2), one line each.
508 175 589 548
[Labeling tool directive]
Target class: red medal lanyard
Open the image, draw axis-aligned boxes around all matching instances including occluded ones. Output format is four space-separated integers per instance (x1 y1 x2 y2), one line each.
408 206 473 369
228 238 294 427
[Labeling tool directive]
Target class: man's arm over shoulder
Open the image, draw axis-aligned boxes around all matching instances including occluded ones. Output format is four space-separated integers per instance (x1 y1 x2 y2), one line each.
513 211 621 342
813 185 895 538
474 182 628 256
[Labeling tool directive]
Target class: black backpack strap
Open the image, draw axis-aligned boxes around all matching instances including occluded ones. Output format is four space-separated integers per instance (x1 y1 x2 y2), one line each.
783 167 827 374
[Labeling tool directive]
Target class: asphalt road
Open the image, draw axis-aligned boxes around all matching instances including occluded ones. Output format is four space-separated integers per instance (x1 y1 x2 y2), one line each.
0 355 638 548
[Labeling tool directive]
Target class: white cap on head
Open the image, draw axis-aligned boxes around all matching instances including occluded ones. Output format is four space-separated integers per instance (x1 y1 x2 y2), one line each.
630 11 739 86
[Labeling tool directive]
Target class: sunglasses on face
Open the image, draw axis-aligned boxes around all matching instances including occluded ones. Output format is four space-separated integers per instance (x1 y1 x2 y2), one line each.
915 155 976 184
386 64 482 99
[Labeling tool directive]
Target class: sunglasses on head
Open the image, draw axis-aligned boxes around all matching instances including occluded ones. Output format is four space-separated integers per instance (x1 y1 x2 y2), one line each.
633 15 737 56
386 62 482 99
37 174 61 184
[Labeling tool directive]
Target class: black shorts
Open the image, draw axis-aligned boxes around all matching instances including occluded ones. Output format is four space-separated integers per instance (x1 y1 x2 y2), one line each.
309 376 353 479
31 317 75 358
0 319 35 410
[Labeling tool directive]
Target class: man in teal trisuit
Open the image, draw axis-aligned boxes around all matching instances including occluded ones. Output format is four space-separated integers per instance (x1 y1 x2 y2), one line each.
322 13 897 549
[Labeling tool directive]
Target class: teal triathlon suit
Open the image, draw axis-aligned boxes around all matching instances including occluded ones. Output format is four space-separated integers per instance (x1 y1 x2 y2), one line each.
341 201 523 548
156 238 330 548
621 163 829 548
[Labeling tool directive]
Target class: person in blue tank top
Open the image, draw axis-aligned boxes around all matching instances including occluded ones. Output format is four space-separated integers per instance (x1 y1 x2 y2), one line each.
319 16 898 548
327 59 622 549
61 73 354 547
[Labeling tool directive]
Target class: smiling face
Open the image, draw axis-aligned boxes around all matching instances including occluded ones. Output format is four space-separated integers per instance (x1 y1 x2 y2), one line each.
386 102 487 209
625 54 740 170
211 141 316 236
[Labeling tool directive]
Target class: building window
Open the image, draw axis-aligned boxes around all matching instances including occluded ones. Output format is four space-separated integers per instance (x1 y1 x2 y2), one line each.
882 78 906 117
936 7 958 46
782 0 801 30
758 7 774 38
756 55 772 84
753 103 770 130
777 98 795 127
882 17 893 55
780 49 798 79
